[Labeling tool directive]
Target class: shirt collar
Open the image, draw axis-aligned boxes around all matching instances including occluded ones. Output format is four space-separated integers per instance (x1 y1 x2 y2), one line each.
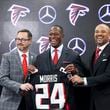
97 42 109 51
51 44 63 53
17 49 29 58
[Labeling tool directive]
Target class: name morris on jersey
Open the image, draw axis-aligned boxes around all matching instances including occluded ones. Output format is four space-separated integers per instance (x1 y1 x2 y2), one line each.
39 74 58 83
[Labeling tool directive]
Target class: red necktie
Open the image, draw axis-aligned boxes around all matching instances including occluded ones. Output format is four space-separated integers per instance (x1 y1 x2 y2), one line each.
22 54 28 78
53 48 58 64
94 48 101 63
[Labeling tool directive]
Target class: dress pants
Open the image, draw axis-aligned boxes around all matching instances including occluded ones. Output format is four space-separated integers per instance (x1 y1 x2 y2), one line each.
18 89 35 110
18 97 26 110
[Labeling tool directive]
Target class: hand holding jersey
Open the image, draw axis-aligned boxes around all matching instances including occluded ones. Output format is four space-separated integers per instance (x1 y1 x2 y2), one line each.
29 71 75 110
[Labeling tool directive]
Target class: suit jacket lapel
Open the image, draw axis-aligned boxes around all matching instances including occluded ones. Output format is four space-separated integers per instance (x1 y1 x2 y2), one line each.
57 47 69 68
29 52 35 64
14 49 23 74
46 49 54 71
92 44 110 75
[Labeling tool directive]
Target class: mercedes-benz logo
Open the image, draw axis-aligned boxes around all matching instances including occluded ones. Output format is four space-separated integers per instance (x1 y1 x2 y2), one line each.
38 5 56 24
68 37 86 56
98 4 110 23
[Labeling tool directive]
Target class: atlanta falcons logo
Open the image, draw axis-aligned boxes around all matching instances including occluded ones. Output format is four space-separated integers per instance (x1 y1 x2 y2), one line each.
66 3 89 26
8 4 30 26
37 36 50 54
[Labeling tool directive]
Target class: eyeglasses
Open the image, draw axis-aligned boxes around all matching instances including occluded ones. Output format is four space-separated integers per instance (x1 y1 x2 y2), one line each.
15 38 30 42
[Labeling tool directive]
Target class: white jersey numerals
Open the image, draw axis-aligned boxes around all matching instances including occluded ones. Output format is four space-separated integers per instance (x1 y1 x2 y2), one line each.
35 83 66 109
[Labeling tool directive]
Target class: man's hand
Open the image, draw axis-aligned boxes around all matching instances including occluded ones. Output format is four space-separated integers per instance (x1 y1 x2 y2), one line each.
65 64 78 74
28 64 38 74
70 75 84 84
20 83 33 91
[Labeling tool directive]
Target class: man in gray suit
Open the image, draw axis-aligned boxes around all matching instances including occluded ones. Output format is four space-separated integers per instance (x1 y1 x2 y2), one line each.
0 29 36 110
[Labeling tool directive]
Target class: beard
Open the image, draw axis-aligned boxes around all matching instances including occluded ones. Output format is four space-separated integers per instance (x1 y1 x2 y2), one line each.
17 44 29 52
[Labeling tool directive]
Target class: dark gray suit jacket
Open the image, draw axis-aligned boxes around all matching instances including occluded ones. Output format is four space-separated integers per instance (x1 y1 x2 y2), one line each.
87 43 110 110
33 46 88 110
34 47 87 73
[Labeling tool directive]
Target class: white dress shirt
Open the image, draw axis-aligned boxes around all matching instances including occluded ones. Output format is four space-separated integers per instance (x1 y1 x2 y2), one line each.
17 49 29 65
51 44 63 60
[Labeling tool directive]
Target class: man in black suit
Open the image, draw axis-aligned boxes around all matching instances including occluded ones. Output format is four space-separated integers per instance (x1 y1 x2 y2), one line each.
32 25 88 110
71 24 110 110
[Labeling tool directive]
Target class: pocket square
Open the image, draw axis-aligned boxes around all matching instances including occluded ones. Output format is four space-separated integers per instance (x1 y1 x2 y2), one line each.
102 59 108 61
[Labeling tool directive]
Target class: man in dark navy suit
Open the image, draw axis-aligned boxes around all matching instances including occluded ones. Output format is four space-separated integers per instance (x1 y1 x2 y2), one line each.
71 24 110 110
32 25 88 110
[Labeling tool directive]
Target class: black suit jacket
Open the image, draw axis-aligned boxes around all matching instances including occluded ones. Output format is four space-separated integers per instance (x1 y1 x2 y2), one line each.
33 46 88 110
34 47 87 74
87 43 110 110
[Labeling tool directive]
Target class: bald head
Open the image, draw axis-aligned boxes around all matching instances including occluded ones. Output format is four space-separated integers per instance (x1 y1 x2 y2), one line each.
95 24 110 33
94 24 110 46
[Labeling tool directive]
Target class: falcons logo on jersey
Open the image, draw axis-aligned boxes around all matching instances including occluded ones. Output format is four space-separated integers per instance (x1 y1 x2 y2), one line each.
8 4 30 26
37 36 50 54
66 3 89 26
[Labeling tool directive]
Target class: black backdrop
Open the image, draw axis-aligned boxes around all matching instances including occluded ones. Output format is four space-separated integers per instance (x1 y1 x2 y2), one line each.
0 0 110 110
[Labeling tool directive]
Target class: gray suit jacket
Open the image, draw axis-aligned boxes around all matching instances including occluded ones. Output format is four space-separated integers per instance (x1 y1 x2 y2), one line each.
0 49 36 110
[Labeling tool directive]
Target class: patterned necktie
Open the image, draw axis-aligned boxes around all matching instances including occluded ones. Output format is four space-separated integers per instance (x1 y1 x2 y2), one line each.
53 48 58 64
94 48 101 63
22 54 28 78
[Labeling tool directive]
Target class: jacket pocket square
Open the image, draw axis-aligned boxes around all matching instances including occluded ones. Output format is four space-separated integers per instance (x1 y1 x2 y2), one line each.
102 59 108 61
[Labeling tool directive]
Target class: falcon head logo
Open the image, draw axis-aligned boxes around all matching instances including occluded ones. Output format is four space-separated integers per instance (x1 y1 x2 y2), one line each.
9 39 17 52
37 36 50 54
8 4 30 26
66 3 89 26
